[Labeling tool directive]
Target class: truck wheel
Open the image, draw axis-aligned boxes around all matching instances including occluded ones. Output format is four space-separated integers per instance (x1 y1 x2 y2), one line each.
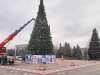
9 61 14 65
0 57 1 64
1 61 3 65
1 61 6 65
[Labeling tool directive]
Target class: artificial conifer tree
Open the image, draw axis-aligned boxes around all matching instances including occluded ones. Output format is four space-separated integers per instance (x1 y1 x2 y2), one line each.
88 28 100 60
28 0 53 55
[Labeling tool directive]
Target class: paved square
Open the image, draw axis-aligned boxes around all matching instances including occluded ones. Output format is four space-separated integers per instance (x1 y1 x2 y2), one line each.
0 59 100 75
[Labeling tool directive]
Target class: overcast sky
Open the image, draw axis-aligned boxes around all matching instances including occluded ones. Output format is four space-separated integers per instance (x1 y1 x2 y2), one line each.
0 0 100 48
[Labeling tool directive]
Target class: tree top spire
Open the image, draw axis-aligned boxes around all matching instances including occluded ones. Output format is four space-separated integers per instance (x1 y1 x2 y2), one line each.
93 28 97 33
39 0 45 13
36 0 47 22
40 0 43 5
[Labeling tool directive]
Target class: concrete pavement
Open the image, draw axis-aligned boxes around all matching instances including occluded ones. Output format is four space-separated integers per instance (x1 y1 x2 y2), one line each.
0 60 100 75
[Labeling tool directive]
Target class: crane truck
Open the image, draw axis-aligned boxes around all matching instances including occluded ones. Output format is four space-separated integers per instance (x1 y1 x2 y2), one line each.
0 18 35 65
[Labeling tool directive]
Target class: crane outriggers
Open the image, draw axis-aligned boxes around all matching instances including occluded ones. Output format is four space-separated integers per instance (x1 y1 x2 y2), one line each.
0 18 35 65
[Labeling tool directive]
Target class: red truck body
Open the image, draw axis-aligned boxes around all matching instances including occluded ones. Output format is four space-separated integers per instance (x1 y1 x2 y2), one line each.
0 18 35 64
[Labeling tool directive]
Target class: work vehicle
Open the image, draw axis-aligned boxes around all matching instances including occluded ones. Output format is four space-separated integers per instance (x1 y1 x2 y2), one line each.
0 18 35 65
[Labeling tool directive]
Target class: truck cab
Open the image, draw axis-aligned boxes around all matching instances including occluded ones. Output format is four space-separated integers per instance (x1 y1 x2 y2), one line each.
0 47 15 65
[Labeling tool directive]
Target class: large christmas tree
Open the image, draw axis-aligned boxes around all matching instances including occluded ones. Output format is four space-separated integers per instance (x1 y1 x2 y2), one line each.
88 28 100 60
28 0 53 55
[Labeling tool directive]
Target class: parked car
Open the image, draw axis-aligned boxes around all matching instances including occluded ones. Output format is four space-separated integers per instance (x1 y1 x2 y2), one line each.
16 56 22 61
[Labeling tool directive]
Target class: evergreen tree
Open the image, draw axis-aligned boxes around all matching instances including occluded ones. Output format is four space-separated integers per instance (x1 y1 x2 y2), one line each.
72 45 82 59
63 42 71 57
84 49 88 59
72 46 76 57
88 28 100 60
56 43 63 58
28 0 53 55
56 42 72 58
76 45 82 59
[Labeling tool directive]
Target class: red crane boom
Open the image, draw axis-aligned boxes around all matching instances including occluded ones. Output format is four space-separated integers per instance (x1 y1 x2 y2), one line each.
0 18 35 48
